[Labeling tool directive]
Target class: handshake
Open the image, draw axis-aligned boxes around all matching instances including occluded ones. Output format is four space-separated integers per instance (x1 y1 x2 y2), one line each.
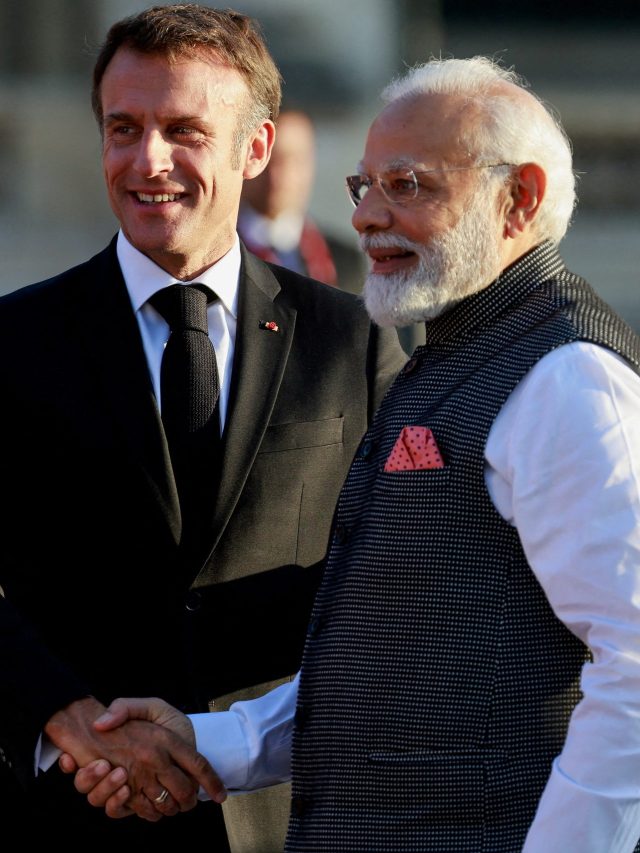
46 695 225 821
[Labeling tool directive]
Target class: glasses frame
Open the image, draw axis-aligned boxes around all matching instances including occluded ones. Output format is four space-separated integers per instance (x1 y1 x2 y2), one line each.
345 163 514 207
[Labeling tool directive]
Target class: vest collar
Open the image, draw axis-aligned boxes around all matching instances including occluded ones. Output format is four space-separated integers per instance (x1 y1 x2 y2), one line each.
424 241 565 346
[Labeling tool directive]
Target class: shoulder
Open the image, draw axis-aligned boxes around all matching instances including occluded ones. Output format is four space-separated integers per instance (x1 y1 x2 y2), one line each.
0 242 115 333
492 341 640 456
244 248 368 319
518 341 640 402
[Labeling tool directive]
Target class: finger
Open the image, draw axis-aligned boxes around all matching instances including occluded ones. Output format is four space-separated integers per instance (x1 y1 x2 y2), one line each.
58 752 79 774
156 767 199 813
170 746 227 805
157 729 227 805
128 789 164 822
148 787 180 818
105 787 135 820
93 699 136 731
74 760 120 795
85 767 129 808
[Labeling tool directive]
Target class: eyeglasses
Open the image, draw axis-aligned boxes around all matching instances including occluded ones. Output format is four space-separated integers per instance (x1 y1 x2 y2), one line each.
345 163 513 207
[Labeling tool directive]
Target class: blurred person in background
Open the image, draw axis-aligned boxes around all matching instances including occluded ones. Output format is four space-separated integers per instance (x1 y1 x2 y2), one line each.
238 108 367 295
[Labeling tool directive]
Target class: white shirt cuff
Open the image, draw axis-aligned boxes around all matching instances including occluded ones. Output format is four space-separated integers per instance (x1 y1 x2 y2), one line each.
36 733 61 774
190 709 250 795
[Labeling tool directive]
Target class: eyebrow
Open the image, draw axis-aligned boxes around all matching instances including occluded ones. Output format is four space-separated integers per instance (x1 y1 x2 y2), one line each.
103 112 203 125
103 112 136 125
355 157 427 174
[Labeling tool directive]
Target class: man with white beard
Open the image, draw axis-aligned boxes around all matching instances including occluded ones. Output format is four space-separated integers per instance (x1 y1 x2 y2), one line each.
358 184 502 325
67 56 640 853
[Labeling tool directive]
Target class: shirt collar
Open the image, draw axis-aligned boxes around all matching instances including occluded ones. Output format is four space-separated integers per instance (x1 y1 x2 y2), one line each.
116 230 241 318
238 204 306 253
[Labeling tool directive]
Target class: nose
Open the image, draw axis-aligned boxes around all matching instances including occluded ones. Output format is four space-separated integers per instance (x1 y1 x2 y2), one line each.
134 129 173 178
351 185 393 234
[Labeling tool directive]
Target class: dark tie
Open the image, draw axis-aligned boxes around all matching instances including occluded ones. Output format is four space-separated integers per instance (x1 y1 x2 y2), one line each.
150 284 220 551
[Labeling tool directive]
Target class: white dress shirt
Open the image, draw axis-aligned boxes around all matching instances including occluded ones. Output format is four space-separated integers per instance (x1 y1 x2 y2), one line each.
190 340 640 853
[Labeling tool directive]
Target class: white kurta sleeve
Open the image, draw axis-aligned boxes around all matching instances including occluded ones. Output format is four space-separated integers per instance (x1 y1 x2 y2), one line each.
190 673 298 796
485 342 640 853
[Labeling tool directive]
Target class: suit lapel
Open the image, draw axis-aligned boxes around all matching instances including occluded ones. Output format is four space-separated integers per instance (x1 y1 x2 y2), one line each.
208 248 296 552
71 240 181 543
69 242 296 563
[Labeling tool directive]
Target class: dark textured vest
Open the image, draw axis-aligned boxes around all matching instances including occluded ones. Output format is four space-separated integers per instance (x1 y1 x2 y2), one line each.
285 243 640 853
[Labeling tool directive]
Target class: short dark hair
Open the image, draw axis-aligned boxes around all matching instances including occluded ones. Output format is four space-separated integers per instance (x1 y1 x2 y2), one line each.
92 3 282 145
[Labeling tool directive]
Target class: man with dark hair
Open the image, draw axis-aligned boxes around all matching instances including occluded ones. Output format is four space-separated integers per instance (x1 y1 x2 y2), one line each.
0 4 404 848
75 55 640 852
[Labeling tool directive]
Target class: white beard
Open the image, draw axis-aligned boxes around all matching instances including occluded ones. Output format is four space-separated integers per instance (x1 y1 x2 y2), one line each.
361 191 503 327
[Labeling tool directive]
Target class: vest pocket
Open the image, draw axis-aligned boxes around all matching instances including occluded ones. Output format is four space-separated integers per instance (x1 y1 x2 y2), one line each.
368 748 507 766
365 749 506 829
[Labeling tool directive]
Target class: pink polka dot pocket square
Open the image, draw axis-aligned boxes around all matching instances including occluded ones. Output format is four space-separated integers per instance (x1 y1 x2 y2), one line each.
383 426 445 471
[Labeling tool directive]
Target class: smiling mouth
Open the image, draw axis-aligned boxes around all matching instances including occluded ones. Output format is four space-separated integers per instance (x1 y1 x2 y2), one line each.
136 192 183 203
370 249 415 263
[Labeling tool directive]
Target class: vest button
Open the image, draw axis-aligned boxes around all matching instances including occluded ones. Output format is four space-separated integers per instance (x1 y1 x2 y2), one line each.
294 703 309 729
402 356 419 374
359 439 374 459
308 616 322 636
184 590 202 612
334 524 348 544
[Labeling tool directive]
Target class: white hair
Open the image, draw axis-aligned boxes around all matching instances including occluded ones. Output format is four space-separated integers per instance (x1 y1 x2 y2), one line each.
382 56 576 244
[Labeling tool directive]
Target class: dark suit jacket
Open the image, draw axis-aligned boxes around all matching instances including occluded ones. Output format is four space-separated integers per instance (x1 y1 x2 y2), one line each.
0 238 405 841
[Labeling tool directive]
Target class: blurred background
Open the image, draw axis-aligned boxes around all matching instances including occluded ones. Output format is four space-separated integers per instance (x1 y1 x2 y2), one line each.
0 0 638 330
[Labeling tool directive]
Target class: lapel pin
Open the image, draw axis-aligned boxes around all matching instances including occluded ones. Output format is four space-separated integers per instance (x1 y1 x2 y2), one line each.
259 320 279 332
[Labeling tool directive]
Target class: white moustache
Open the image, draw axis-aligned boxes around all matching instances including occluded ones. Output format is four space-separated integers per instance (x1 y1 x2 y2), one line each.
359 233 423 254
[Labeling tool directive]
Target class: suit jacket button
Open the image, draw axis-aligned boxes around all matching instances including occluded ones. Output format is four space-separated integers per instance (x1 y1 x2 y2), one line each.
185 590 202 612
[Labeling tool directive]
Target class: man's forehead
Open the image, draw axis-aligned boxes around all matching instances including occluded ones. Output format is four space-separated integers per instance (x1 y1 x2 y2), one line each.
106 45 246 87
101 46 249 109
361 92 475 168
375 92 475 135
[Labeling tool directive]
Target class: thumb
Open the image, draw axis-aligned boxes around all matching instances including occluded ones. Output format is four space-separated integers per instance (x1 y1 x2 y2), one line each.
93 697 168 731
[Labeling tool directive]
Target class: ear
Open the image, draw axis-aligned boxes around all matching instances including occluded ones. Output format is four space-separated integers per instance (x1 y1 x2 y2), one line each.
503 163 546 239
242 120 276 179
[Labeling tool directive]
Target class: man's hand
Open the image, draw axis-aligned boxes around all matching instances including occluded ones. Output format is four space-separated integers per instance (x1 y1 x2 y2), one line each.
48 696 225 820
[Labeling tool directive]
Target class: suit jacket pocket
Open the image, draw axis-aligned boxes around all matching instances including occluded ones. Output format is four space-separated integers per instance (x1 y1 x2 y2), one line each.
258 417 344 453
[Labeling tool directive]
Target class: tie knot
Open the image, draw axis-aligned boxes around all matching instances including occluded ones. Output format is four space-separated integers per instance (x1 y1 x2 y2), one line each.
150 284 211 334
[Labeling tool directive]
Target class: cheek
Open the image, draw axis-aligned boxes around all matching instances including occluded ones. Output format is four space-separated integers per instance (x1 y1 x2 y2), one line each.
186 162 217 198
102 150 127 188
402 213 438 246
416 202 462 241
